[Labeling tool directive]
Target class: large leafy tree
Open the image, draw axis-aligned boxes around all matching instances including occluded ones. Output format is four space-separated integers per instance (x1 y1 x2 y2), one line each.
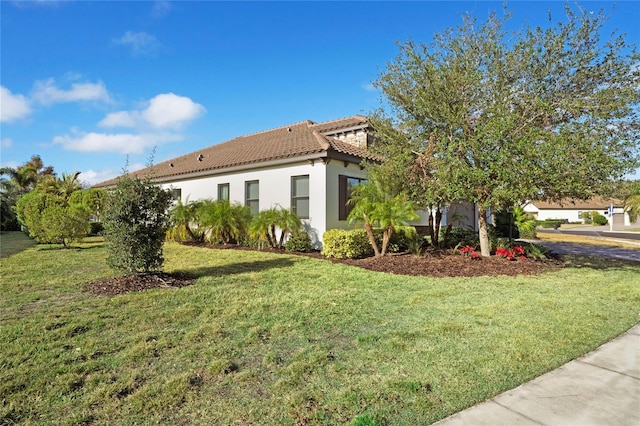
373 5 639 256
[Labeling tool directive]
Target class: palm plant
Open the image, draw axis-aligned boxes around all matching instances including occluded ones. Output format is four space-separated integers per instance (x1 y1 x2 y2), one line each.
624 194 640 223
249 208 278 248
249 206 301 249
348 180 419 257
0 166 38 195
168 199 205 242
512 205 537 238
203 200 251 244
275 206 302 248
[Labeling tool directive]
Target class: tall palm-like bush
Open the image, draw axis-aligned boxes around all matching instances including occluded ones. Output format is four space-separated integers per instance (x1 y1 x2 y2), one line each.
348 181 419 257
249 206 302 249
168 199 205 242
624 194 640 223
275 207 302 248
512 205 537 239
250 209 278 248
202 200 251 244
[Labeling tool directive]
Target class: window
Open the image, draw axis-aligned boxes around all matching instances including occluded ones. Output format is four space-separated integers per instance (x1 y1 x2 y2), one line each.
338 175 366 220
218 183 229 201
291 175 309 219
245 180 259 215
171 188 182 202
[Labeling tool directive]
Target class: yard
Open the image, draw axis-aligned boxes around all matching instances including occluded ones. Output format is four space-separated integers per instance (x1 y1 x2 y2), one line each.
1 233 639 425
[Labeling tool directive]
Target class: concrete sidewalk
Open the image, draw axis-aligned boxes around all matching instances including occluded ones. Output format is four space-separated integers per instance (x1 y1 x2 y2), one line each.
434 324 640 425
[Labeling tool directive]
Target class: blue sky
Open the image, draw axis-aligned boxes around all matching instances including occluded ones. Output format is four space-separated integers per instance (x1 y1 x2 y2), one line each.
1 0 639 185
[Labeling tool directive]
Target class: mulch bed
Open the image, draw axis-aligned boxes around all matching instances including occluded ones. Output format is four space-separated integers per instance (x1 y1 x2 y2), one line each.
84 243 563 296
84 272 196 296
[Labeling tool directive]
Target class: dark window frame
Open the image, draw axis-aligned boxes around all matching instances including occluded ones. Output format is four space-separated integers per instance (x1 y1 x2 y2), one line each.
245 180 259 215
218 183 230 201
291 175 310 219
338 175 366 221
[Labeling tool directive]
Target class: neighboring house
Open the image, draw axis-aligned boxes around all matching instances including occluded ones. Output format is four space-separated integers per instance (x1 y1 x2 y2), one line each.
523 198 629 227
95 115 475 247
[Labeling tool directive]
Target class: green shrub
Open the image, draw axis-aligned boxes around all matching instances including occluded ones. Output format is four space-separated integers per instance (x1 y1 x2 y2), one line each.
103 175 174 274
284 230 312 252
383 225 417 252
16 190 90 246
518 241 552 260
592 211 608 225
89 222 104 236
322 229 373 259
580 211 593 224
538 219 565 229
441 227 478 249
493 210 519 239
322 227 417 258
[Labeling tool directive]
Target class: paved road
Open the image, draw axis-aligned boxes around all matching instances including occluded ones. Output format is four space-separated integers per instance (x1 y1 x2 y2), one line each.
536 241 640 262
538 228 640 241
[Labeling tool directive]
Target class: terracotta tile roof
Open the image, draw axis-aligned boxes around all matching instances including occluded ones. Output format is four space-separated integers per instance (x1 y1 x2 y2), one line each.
310 114 368 133
94 116 378 187
529 197 623 209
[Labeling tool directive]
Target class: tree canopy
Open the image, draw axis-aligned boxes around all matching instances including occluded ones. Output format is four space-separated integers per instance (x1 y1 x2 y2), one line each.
371 5 640 256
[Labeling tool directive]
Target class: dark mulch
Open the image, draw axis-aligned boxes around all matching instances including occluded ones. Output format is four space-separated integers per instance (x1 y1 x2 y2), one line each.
332 252 563 278
84 243 563 296
84 272 196 296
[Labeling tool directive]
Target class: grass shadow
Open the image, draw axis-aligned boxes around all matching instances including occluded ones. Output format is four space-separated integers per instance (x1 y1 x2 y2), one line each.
561 255 640 271
0 231 37 258
175 257 298 278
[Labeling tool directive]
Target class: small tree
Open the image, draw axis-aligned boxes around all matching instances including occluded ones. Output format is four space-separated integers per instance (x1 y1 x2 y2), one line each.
15 190 90 247
103 175 173 274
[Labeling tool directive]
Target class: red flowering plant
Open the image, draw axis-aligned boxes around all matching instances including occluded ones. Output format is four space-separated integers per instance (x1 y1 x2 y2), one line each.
495 245 526 261
459 245 481 259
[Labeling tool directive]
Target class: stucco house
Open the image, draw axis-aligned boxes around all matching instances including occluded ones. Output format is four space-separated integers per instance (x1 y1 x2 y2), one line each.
95 115 474 247
523 198 630 227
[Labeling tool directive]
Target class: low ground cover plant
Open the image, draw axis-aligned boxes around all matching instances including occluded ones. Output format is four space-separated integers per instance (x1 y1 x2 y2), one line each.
1 239 639 424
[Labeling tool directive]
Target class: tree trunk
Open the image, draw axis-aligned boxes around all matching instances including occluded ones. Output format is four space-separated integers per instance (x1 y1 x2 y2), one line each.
442 223 453 247
270 225 277 248
434 208 442 247
364 222 381 257
381 226 395 256
478 206 491 257
428 212 435 247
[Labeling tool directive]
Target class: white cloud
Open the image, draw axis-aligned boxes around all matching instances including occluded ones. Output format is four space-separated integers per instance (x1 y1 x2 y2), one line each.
152 1 172 18
98 111 137 128
53 130 183 154
1 138 13 148
81 162 149 186
0 86 32 122
99 93 205 130
113 31 161 56
143 93 206 129
79 169 119 186
31 78 112 105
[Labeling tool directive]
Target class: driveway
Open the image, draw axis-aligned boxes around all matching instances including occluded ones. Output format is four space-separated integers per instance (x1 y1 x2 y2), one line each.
536 241 640 262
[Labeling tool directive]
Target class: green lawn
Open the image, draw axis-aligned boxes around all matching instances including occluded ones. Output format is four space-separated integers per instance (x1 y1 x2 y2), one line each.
0 231 36 258
1 241 639 425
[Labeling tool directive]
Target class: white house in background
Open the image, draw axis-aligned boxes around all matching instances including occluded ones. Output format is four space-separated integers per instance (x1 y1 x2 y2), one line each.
523 198 630 227
95 115 475 248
